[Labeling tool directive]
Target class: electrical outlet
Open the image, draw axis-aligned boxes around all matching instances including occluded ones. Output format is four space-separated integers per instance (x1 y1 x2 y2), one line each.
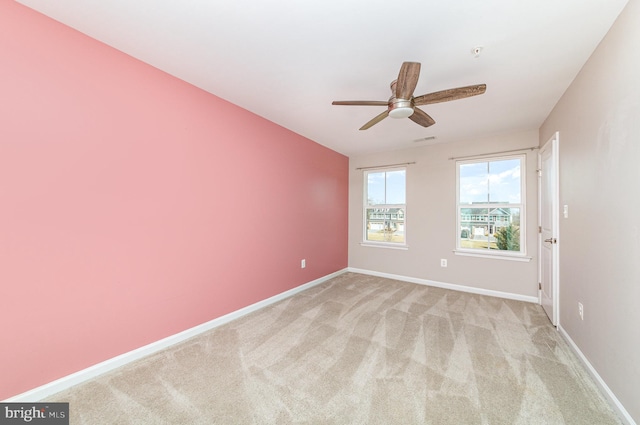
440 259 447 267
301 259 306 269
578 302 584 320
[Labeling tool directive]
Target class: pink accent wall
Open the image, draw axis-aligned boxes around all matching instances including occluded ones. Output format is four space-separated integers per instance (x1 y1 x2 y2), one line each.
0 2 348 400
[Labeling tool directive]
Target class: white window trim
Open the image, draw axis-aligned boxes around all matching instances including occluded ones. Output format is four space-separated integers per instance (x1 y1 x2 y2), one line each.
360 241 409 250
362 167 407 249
454 154 528 260
454 250 531 262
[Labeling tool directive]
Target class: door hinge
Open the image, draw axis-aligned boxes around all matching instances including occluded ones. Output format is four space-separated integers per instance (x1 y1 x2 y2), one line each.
539 282 542 290
538 226 542 233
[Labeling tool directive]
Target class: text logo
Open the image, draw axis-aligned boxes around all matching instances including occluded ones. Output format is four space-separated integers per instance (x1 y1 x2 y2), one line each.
0 403 68 425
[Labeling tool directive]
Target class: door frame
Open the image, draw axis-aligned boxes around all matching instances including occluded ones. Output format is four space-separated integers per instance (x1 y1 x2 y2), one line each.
538 132 560 326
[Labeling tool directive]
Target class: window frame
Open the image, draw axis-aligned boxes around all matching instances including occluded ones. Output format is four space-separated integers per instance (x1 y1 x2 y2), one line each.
362 166 408 249
455 154 529 261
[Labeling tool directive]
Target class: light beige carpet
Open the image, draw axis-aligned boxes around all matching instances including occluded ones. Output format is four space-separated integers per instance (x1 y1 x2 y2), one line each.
47 272 621 424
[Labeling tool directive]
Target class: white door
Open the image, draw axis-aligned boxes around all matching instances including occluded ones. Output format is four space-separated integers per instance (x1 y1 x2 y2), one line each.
539 133 559 325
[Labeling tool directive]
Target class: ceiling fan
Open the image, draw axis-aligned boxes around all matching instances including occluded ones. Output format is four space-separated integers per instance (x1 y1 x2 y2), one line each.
332 62 486 130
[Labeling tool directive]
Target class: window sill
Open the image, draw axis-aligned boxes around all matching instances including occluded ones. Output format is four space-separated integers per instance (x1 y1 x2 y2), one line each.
454 250 531 262
360 242 408 251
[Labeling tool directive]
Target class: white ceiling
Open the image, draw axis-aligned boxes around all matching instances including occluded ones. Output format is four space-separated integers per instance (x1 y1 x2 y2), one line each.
17 0 628 157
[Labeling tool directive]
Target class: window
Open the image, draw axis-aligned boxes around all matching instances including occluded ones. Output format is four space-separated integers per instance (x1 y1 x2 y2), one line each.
363 168 406 246
456 156 525 257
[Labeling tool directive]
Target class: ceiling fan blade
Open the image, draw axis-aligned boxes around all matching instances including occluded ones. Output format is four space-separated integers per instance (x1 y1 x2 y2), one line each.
360 110 389 130
396 62 421 100
413 84 486 106
409 108 436 127
332 100 388 106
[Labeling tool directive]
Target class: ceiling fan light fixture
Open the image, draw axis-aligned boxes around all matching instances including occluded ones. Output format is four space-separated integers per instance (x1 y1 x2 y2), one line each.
389 106 414 119
389 98 414 118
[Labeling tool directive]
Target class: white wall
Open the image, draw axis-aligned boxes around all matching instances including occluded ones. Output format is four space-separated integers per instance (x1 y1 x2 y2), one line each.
540 0 640 421
348 129 539 299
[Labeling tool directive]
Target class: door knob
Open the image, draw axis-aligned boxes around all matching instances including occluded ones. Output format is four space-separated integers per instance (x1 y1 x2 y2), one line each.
544 238 557 244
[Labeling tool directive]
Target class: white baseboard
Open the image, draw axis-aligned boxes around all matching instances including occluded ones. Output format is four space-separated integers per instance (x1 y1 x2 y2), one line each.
558 326 636 425
347 267 539 303
5 268 348 402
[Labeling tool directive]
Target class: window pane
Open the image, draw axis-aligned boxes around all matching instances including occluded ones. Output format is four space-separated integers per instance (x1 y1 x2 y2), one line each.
366 208 405 243
459 208 490 249
367 172 386 205
366 170 406 206
459 162 488 204
385 170 406 204
460 159 522 205
459 207 521 251
488 159 521 203
492 208 521 251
